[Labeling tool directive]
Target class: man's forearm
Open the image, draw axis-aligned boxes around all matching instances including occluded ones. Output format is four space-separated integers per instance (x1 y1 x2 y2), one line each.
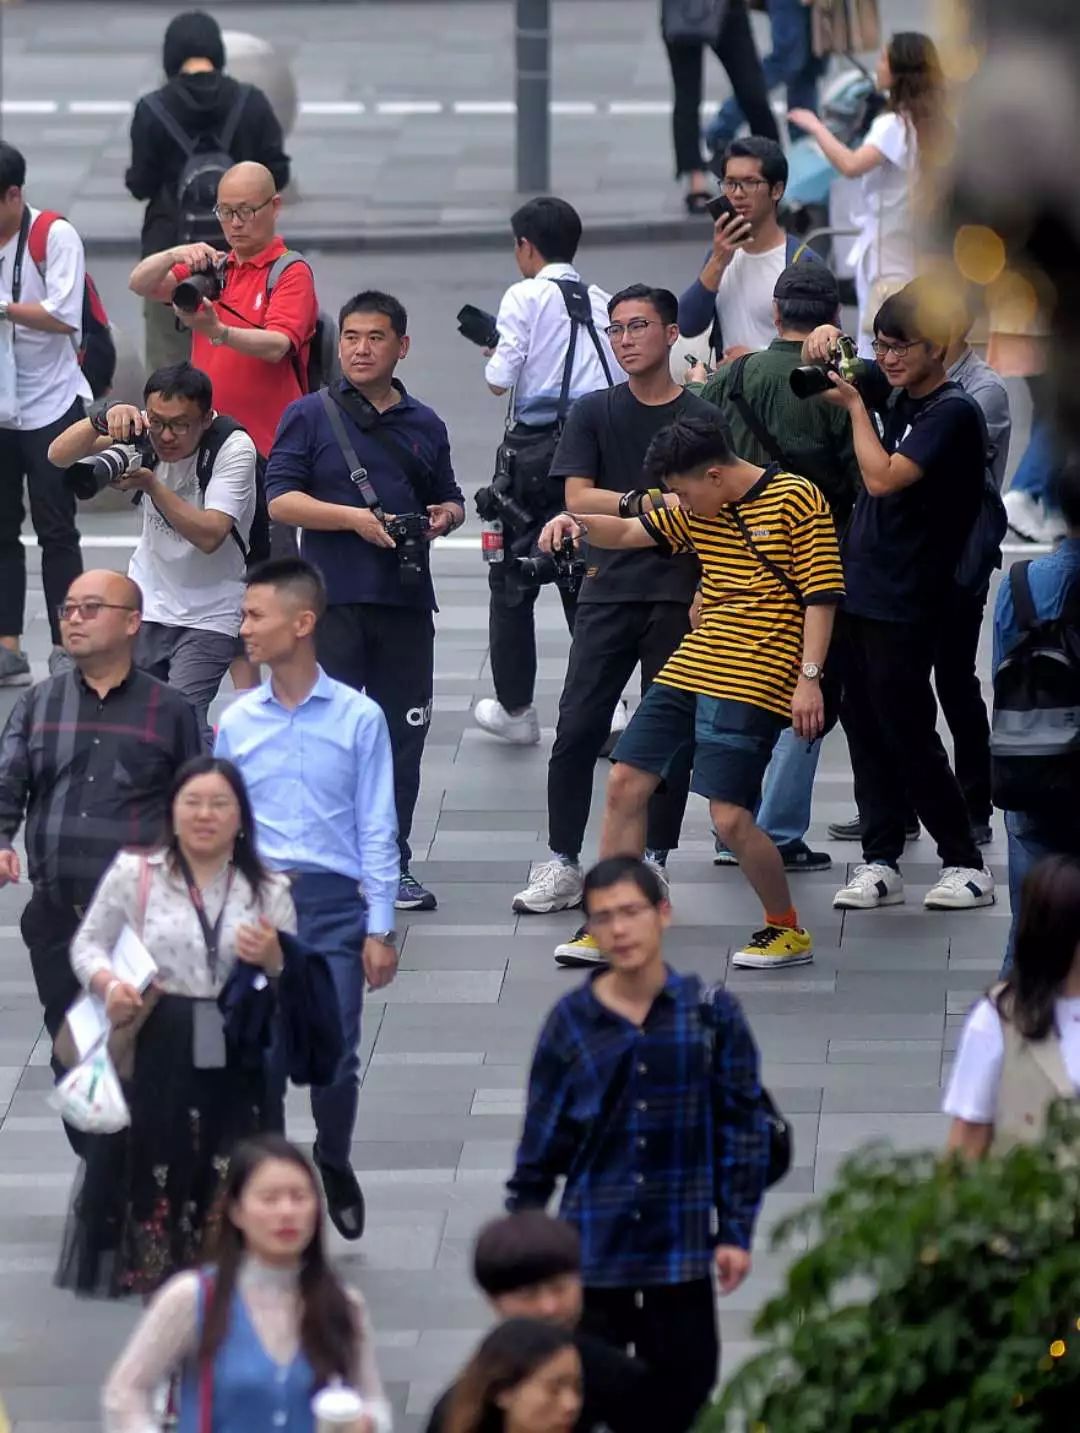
129 248 179 299
564 480 624 517
5 303 75 335
214 324 291 364
267 490 360 533
147 482 232 554
574 512 645 548
802 603 836 667
48 418 106 469
849 400 893 492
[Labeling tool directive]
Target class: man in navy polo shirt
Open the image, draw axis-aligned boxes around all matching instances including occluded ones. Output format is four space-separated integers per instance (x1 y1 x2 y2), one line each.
265 290 465 912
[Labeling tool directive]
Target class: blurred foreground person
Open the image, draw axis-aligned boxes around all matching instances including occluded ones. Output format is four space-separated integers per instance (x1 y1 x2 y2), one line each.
102 1133 391 1432
444 1319 582 1433
57 757 295 1298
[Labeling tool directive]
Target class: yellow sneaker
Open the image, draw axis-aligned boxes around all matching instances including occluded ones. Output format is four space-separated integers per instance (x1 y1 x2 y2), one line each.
731 925 814 970
553 926 608 969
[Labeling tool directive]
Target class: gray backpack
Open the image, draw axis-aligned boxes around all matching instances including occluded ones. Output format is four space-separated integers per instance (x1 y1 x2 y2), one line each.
265 250 340 394
144 86 250 245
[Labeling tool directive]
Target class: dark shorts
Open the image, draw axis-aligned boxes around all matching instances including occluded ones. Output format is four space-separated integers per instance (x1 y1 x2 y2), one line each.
612 683 785 812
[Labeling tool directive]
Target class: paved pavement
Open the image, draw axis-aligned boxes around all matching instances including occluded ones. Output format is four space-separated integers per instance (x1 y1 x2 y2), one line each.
0 242 1035 1430
0 0 935 248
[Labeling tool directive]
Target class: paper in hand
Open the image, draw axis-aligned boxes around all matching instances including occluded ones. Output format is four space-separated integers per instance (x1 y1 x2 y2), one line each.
111 924 158 993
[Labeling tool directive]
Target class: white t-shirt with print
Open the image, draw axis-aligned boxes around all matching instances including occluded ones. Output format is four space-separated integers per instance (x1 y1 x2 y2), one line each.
848 111 917 285
0 206 92 430
714 241 787 353
943 995 1080 1124
128 425 257 637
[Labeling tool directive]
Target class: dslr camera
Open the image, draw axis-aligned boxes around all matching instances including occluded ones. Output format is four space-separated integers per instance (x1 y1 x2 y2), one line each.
474 445 535 532
790 333 864 400
67 437 155 501
384 512 431 589
173 259 227 314
516 535 585 595
456 304 500 350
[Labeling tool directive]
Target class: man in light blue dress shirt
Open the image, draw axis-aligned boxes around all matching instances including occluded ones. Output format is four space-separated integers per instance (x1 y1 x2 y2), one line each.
215 555 399 1240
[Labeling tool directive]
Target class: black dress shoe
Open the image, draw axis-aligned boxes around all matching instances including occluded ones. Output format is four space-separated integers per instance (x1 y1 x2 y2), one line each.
827 815 921 842
315 1151 366 1241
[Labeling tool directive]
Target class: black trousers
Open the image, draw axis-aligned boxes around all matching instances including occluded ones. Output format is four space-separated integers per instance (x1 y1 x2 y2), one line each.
839 613 983 870
932 585 992 827
548 600 691 859
316 603 434 867
582 1277 718 1433
488 555 577 712
0 398 85 645
21 888 85 1156
665 0 779 176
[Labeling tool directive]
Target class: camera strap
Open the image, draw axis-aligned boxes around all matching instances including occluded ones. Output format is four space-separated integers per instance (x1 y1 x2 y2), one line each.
10 205 32 303
728 354 797 471
726 497 805 611
319 388 388 522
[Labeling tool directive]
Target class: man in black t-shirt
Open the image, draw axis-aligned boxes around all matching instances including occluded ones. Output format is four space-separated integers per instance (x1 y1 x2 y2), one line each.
510 285 710 966
819 286 994 913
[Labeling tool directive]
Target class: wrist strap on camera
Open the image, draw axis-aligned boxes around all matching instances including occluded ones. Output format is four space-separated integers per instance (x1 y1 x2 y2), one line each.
319 388 388 523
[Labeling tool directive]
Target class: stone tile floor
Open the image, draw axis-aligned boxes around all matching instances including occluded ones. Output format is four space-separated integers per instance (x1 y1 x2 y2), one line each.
0 536 1011 1430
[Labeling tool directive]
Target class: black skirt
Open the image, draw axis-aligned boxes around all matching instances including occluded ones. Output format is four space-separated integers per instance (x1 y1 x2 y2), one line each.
56 993 267 1299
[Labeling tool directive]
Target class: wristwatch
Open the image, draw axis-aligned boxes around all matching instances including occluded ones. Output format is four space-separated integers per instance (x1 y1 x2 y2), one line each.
801 662 823 681
0 302 9 322
209 326 229 347
368 931 397 948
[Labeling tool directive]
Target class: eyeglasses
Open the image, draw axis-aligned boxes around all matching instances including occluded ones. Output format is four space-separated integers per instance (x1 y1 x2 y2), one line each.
213 198 273 224
57 600 139 622
177 795 237 814
145 415 195 437
587 900 655 930
604 319 662 340
720 177 769 194
871 339 920 359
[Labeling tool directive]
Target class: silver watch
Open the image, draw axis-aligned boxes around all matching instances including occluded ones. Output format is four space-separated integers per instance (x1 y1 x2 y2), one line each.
801 662 822 680
368 931 397 948
0 302 9 322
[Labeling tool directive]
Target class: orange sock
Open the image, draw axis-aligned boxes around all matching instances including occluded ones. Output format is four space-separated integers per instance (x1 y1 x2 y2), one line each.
765 906 799 930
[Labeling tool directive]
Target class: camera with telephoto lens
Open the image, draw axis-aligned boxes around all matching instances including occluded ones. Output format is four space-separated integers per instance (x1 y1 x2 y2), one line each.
172 261 226 314
790 333 865 400
384 512 431 589
474 445 535 532
66 437 155 501
516 535 586 594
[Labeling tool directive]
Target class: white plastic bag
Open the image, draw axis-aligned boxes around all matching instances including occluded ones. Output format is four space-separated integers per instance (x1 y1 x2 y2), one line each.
49 1042 130 1134
0 323 17 426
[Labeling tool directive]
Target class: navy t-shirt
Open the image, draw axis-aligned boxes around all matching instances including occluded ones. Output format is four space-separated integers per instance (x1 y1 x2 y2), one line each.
265 380 464 609
841 381 985 623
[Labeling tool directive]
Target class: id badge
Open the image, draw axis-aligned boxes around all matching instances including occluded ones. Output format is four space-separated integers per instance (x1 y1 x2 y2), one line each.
192 999 227 1069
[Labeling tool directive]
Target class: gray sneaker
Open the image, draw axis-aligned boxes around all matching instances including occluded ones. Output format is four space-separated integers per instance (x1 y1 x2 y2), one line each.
0 647 31 686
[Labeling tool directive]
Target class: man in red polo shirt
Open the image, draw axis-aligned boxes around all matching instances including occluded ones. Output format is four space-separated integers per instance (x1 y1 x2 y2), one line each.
128 160 317 465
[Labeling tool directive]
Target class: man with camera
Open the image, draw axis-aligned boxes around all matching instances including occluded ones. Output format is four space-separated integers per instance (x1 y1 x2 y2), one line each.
47 361 257 743
265 291 464 913
472 196 622 746
512 285 711 963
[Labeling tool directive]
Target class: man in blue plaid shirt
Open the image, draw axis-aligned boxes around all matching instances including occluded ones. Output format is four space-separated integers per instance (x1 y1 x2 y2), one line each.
506 855 770 1430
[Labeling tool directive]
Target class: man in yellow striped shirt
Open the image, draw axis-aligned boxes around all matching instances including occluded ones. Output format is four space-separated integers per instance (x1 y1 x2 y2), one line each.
540 413 844 969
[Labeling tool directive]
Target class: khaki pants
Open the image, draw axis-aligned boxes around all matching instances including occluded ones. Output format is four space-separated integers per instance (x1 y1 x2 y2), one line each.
144 299 191 373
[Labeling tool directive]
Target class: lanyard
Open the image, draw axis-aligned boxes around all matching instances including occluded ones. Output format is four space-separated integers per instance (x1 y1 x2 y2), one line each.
10 205 31 304
176 852 233 980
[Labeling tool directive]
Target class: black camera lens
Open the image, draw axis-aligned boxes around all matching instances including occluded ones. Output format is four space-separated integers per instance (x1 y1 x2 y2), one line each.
173 269 223 314
789 364 835 400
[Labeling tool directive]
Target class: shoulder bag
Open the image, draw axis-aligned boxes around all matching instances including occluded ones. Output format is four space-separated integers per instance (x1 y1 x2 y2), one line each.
320 385 434 518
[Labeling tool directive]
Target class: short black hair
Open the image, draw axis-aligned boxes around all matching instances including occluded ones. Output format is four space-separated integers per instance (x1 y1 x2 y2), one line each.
473 1213 581 1298
776 294 840 333
143 361 213 414
244 556 327 619
511 196 582 264
722 136 788 190
582 856 668 915
0 142 26 193
339 290 408 338
872 282 949 349
643 414 735 487
607 284 679 328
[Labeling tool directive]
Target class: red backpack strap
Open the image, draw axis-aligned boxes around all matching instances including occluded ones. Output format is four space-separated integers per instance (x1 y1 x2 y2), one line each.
27 210 63 272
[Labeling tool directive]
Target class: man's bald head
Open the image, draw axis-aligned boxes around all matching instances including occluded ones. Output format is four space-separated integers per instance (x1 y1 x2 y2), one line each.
60 571 143 669
218 162 276 206
216 163 280 257
67 570 143 613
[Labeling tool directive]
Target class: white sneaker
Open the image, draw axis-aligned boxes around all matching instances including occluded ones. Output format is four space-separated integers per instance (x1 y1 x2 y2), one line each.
473 698 540 746
609 699 629 737
1003 489 1066 546
833 862 905 910
924 866 995 910
512 858 584 914
644 857 670 897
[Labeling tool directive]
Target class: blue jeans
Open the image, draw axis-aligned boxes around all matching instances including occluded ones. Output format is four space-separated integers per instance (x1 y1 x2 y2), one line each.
269 871 368 1171
1002 812 1080 974
707 0 821 146
1009 421 1065 513
757 727 823 846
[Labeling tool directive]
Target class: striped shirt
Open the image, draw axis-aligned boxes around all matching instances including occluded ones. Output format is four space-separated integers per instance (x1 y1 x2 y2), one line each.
641 465 845 719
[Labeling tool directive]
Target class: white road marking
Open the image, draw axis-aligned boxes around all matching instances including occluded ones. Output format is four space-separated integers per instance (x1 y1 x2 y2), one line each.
300 100 366 116
31 533 483 551
609 100 672 116
375 100 444 116
2 97 686 121
1 100 59 115
453 101 516 116
551 101 599 116
68 101 134 115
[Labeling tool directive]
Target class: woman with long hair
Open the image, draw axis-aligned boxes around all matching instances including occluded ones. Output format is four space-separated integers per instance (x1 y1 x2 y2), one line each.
444 1320 581 1433
103 1134 390 1432
57 756 296 1298
789 31 947 353
945 855 1080 1158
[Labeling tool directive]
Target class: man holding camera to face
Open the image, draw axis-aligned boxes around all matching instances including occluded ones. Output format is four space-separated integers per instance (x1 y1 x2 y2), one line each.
48 361 257 744
265 290 465 914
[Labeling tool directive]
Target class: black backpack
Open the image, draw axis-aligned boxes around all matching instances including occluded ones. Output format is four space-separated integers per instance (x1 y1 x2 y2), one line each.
991 560 1080 813
146 415 270 565
265 250 339 394
143 86 251 245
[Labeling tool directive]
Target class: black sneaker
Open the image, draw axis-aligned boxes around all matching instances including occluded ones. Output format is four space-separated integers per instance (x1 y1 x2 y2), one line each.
971 823 993 847
396 868 437 911
827 815 921 843
777 840 831 872
314 1151 366 1241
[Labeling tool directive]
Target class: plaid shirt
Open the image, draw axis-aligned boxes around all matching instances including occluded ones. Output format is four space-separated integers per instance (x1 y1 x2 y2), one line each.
0 668 202 909
506 967 769 1288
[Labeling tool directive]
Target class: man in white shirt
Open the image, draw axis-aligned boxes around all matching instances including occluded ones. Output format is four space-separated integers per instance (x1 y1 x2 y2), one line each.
48 362 256 743
475 197 623 745
677 138 821 358
0 142 92 685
